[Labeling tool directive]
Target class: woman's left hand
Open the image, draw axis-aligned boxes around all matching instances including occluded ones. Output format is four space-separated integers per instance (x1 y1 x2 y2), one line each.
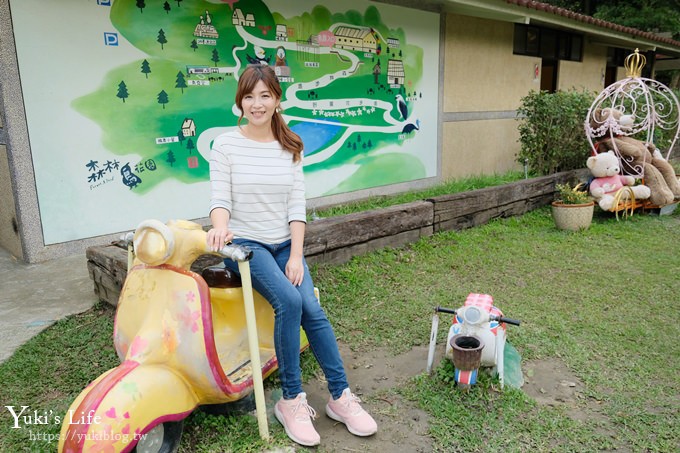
285 256 304 287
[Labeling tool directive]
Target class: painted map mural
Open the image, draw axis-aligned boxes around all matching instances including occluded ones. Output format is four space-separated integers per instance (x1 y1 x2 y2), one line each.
10 0 439 243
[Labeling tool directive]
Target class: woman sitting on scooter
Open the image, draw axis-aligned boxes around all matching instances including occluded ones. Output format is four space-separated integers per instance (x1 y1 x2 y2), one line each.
206 64 377 447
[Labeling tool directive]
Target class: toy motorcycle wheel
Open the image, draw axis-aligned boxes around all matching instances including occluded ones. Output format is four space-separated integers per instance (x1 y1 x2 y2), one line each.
133 420 184 453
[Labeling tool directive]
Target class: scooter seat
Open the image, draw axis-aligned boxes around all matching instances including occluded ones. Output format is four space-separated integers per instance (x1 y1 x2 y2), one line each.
202 265 242 288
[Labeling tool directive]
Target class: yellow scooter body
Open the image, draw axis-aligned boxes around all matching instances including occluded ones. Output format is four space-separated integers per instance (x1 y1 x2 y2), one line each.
59 220 308 452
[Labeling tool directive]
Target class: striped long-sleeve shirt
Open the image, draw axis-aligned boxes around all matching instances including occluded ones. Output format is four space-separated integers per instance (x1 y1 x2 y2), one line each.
209 130 307 244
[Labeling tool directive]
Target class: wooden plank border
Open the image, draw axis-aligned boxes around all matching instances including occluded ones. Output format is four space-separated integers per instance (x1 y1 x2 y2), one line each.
87 170 588 305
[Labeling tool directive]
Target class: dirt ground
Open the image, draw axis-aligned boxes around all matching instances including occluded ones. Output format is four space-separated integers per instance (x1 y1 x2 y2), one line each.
265 343 606 452
298 343 436 453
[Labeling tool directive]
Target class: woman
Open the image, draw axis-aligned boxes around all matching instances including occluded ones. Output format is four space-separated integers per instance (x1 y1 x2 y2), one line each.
207 65 377 447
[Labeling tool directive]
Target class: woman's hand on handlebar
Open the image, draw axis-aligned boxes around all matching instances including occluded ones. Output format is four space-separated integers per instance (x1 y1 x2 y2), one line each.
207 227 234 252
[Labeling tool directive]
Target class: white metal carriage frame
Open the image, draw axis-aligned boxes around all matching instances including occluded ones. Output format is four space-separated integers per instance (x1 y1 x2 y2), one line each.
584 49 680 178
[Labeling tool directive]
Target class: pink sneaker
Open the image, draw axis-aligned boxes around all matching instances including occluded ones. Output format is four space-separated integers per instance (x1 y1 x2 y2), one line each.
325 388 378 437
274 393 320 446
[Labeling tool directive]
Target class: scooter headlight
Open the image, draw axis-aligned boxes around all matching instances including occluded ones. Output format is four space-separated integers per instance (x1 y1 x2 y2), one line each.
461 306 482 324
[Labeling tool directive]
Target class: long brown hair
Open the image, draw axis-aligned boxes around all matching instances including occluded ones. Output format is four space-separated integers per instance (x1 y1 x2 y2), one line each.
235 65 303 163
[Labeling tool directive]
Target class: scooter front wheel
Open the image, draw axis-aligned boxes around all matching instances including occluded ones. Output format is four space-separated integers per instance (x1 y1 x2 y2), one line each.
133 420 184 453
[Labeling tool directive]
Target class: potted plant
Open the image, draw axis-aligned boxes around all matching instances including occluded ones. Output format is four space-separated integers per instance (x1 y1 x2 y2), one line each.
551 182 594 231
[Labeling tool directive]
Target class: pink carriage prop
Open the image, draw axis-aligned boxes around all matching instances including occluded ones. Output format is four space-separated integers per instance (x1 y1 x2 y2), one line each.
584 49 680 211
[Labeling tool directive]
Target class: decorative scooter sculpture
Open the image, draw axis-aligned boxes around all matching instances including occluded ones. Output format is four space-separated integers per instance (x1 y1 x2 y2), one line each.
58 219 309 453
427 293 520 388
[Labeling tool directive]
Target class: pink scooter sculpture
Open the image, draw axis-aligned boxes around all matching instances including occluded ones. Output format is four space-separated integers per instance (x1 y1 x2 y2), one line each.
427 293 520 388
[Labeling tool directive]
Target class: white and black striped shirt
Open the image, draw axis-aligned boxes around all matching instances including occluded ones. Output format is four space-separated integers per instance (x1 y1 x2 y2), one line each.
209 130 307 244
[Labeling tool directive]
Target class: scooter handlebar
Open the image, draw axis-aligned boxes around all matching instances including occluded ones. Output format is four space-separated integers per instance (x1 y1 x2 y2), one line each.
119 231 134 246
495 316 521 326
435 306 521 326
218 243 253 262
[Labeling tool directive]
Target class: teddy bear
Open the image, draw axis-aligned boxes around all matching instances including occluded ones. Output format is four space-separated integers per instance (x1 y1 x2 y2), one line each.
587 151 651 211
590 108 680 206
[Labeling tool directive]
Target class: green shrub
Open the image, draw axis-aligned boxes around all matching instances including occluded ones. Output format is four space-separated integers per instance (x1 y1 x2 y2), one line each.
516 89 595 175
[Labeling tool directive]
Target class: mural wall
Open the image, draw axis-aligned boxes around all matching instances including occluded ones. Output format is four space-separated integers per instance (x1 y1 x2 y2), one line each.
10 0 440 244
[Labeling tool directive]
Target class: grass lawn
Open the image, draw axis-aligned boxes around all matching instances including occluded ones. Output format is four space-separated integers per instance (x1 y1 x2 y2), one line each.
1 198 678 451
316 206 680 452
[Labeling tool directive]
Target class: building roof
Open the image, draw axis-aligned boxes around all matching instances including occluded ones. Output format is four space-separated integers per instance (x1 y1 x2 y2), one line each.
387 59 405 77
506 0 680 49
436 0 680 57
334 26 373 39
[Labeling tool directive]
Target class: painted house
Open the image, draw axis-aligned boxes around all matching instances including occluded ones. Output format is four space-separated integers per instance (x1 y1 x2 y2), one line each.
332 25 378 53
181 118 196 137
276 24 288 41
387 59 405 86
232 8 255 27
193 23 219 39
1 0 680 262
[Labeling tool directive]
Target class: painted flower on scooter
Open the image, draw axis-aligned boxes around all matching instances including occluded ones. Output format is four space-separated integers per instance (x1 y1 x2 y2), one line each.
129 335 148 358
89 423 118 452
178 306 200 333
162 310 180 354
103 407 134 448
121 381 141 401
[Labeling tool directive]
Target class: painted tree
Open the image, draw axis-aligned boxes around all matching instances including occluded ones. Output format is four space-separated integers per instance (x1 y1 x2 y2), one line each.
211 48 220 66
175 71 187 93
157 90 169 109
140 59 151 78
190 39 198 52
176 0 183 6
116 81 129 103
157 29 168 50
166 150 176 167
163 1 171 14
177 130 186 145
186 138 195 154
136 0 145 13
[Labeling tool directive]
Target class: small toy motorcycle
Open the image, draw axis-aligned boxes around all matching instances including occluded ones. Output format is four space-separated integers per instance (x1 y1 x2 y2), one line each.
58 219 308 453
427 293 520 388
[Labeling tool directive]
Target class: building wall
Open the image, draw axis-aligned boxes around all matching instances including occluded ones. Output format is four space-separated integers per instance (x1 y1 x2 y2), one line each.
616 65 628 81
0 142 22 258
443 14 540 113
0 0 27 260
442 119 520 178
558 44 607 92
441 14 619 180
441 14 540 179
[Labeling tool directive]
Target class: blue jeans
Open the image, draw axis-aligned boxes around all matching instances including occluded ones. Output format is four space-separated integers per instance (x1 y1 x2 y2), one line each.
223 238 349 400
